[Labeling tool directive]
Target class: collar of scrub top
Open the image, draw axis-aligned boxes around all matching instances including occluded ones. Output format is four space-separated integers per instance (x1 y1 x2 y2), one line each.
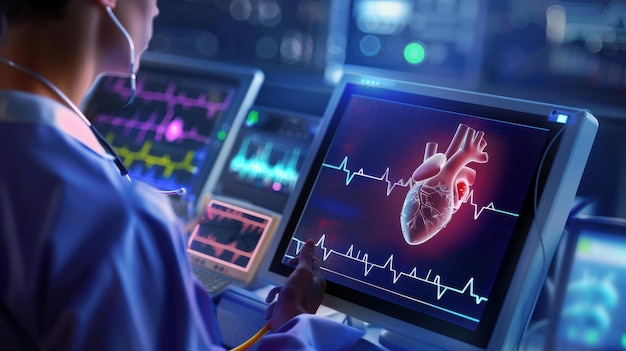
0 90 112 158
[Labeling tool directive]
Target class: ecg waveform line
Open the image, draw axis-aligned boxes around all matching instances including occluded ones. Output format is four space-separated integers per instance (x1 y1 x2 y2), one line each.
464 191 519 219
205 204 268 235
322 156 519 219
229 136 302 192
292 235 488 305
96 107 210 144
192 201 274 268
194 205 266 263
323 156 413 196
108 134 198 177
104 77 235 119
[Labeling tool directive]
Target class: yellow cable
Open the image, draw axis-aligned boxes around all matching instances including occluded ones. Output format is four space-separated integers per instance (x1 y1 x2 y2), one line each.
230 322 271 351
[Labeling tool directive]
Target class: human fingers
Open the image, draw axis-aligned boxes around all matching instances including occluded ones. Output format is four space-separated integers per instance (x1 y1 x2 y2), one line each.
265 286 281 303
311 257 321 271
296 239 316 269
265 301 276 320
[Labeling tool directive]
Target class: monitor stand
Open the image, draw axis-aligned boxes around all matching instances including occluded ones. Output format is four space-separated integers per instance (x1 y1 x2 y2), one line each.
378 329 445 351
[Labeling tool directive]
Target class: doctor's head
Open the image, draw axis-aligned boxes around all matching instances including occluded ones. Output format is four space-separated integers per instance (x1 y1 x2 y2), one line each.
0 0 159 77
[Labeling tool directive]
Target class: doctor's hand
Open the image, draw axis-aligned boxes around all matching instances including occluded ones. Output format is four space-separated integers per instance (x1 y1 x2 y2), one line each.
264 239 327 331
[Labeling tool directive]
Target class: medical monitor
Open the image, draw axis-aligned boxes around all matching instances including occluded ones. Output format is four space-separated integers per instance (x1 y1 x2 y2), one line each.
187 196 280 286
84 52 264 211
545 215 626 351
261 74 598 350
210 106 321 214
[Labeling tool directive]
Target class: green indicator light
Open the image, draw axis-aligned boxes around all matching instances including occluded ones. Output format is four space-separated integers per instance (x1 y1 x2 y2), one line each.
577 237 592 253
621 334 626 349
404 42 426 65
246 110 259 125
217 130 228 141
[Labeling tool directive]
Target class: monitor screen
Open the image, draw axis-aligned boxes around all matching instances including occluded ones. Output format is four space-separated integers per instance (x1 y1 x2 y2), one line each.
261 74 598 350
211 106 321 213
84 52 264 212
545 216 626 351
187 196 280 284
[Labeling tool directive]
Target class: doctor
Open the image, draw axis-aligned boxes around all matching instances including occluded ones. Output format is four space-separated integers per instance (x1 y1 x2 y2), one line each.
0 0 363 350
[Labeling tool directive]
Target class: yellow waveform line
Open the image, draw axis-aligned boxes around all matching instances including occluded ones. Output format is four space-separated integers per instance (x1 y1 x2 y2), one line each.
107 133 197 176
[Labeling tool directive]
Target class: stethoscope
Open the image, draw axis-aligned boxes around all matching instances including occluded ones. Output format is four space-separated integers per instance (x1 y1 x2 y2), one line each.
0 7 185 196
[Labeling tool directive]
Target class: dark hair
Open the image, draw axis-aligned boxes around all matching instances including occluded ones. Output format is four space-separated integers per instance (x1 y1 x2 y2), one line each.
0 0 69 23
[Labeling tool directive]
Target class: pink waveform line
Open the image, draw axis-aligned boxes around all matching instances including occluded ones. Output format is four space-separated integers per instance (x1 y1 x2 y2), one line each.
205 205 267 235
96 107 210 144
194 235 252 262
105 77 235 119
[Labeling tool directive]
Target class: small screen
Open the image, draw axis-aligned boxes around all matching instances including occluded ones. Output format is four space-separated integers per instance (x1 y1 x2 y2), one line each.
213 106 320 213
549 218 626 351
188 199 276 272
85 53 262 208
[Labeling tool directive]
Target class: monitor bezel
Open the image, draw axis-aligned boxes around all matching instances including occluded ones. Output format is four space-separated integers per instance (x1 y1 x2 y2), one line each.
260 74 598 350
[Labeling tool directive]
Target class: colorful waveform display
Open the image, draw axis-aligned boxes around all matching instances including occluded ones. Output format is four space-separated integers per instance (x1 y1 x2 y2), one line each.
228 135 304 195
91 74 237 197
189 199 273 269
213 107 319 213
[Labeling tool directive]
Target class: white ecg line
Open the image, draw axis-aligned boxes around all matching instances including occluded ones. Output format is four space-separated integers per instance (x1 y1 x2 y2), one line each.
286 235 490 323
322 156 519 219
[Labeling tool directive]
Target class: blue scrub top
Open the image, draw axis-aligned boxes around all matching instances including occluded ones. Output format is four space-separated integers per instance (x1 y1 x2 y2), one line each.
0 91 364 351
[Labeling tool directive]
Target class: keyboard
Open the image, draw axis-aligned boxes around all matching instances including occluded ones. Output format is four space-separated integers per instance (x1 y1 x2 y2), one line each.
192 266 232 295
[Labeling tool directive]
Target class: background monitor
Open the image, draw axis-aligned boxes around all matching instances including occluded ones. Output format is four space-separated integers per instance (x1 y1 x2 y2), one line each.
261 74 598 350
84 52 264 216
149 0 336 82
544 215 626 351
480 0 626 120
187 196 281 286
344 0 487 89
210 106 320 214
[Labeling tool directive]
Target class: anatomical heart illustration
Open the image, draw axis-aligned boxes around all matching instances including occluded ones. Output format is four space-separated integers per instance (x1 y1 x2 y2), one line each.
400 124 489 245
